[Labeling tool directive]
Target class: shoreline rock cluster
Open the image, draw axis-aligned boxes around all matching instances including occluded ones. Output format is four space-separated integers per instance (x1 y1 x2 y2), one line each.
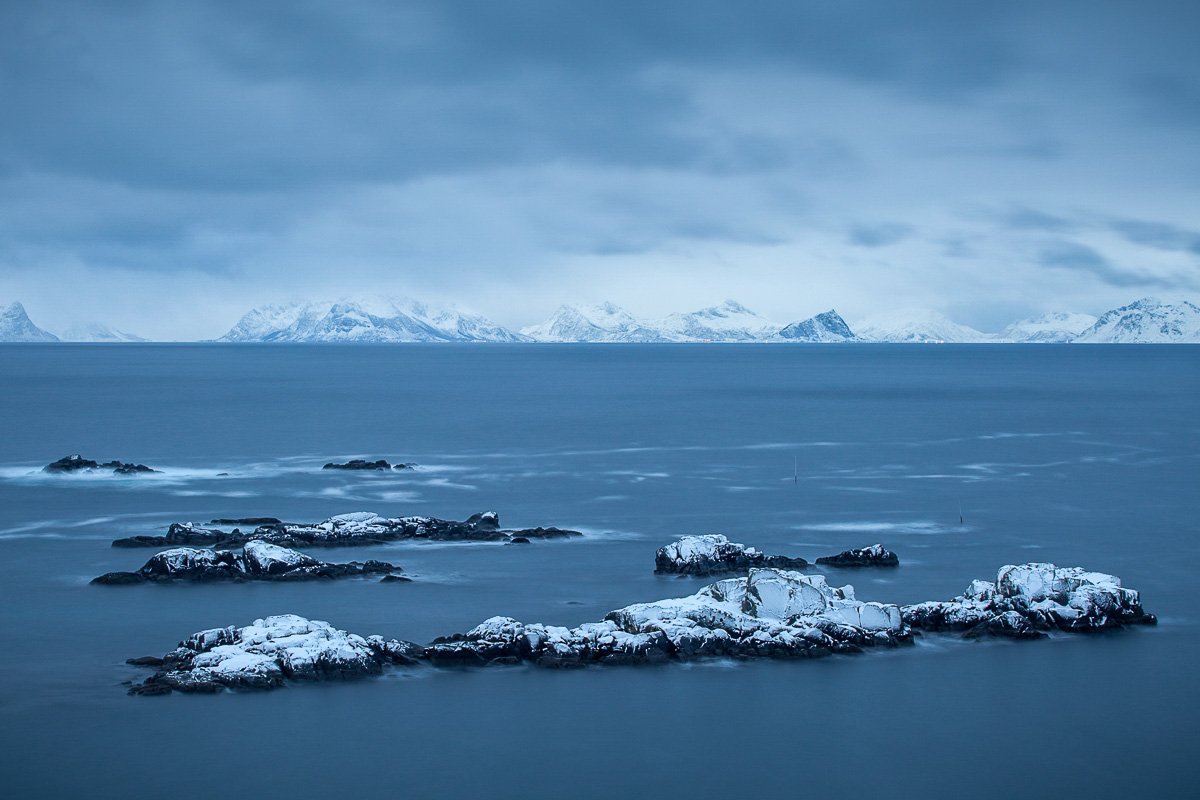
322 459 415 471
44 454 158 475
654 535 899 576
126 561 1155 695
93 540 398 585
111 511 582 548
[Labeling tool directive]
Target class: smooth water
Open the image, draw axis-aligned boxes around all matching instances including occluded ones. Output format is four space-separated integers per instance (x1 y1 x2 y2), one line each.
0 344 1196 798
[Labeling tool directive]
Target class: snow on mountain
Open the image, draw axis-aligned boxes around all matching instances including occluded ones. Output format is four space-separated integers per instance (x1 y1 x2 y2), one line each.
59 322 148 342
520 302 678 342
853 309 991 343
0 302 59 342
653 300 780 342
776 310 861 342
996 312 1096 343
1072 298 1200 343
219 297 527 343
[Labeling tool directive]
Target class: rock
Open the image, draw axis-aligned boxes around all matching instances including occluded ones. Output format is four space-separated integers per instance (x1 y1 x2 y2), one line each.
209 517 282 526
380 574 412 583
816 544 900 568
110 511 582 548
128 562 1155 694
508 537 531 544
92 543 400 584
126 656 164 667
392 463 416 470
323 459 393 470
902 562 1157 637
43 454 159 475
654 534 808 576
127 614 422 694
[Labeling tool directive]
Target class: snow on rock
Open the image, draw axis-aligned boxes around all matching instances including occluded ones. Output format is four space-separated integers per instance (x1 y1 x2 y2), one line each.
128 562 1155 694
816 544 900 568
654 534 809 575
652 300 780 342
128 615 423 693
902 562 1155 636
58 322 147 342
520 301 674 342
776 310 862 342
1072 297 1200 343
92 542 396 584
110 510 579 548
0 301 58 342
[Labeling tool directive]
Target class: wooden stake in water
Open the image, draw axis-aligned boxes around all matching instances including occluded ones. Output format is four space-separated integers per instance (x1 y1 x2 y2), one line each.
794 456 798 485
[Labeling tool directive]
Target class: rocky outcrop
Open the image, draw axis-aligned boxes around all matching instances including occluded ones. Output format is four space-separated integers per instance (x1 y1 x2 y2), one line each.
43 454 158 475
322 459 414 471
816 544 899 568
127 562 1156 694
127 615 423 694
111 511 581 548
93 541 396 584
901 563 1156 636
654 535 808 575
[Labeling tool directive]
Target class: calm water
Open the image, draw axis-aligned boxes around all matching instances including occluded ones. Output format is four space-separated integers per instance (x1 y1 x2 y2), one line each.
0 344 1196 798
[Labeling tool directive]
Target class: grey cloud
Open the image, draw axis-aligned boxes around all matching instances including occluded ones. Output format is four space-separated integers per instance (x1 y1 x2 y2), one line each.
1110 219 1200 255
1038 241 1195 290
849 224 914 248
998 206 1077 233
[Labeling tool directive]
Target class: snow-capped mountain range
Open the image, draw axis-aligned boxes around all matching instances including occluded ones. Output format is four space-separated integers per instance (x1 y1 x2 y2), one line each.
219 297 528 343
2 297 1198 343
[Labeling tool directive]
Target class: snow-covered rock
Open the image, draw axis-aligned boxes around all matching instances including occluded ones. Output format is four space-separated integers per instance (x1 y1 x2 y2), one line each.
654 534 808 575
127 562 1155 693
92 541 396 584
901 562 1155 635
219 297 528 343
853 309 991 343
127 615 423 693
110 511 581 548
1072 297 1200 343
776 310 862 342
816 544 899 568
0 302 58 342
998 312 1097 343
58 322 147 342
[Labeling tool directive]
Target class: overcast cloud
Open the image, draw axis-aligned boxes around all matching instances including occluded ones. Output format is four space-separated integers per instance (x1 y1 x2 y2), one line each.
1 0 1198 338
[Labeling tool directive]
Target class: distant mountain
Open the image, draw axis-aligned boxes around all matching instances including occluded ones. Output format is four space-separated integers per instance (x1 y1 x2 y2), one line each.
998 312 1097 343
654 300 779 342
1072 298 1200 343
59 322 148 342
522 300 782 342
0 302 59 342
853 309 991 343
219 298 528 343
520 302 669 342
777 310 861 342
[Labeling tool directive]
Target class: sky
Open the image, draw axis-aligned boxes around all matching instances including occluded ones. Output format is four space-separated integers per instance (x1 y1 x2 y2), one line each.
1 0 1199 339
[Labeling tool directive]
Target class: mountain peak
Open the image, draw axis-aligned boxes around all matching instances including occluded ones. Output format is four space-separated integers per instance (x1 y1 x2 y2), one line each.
0 302 59 342
778 309 860 342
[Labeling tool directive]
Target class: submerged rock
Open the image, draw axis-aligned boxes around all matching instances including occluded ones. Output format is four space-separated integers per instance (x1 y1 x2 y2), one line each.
43 454 159 475
654 534 809 575
111 510 581 548
92 540 397 584
127 562 1156 695
902 562 1156 635
816 544 900 568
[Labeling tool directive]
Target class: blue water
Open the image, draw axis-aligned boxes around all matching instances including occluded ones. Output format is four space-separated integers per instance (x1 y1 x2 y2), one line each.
0 344 1196 798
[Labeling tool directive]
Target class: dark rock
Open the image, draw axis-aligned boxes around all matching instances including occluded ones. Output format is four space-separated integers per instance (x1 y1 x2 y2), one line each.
92 571 146 585
392 463 417 470
509 537 531 544
380 574 412 583
963 611 1046 640
816 544 900 568
126 656 164 667
209 517 283 526
43 454 159 475
111 511 581 548
323 459 392 470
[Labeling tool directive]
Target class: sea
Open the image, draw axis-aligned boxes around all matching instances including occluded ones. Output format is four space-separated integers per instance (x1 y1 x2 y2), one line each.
0 343 1196 798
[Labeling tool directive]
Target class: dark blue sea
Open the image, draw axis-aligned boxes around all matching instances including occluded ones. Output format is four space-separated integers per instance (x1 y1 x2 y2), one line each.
0 344 1196 798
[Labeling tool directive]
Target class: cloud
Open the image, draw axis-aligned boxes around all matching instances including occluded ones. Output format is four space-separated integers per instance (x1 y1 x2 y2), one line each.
1038 240 1196 290
848 224 914 248
1109 219 1200 255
